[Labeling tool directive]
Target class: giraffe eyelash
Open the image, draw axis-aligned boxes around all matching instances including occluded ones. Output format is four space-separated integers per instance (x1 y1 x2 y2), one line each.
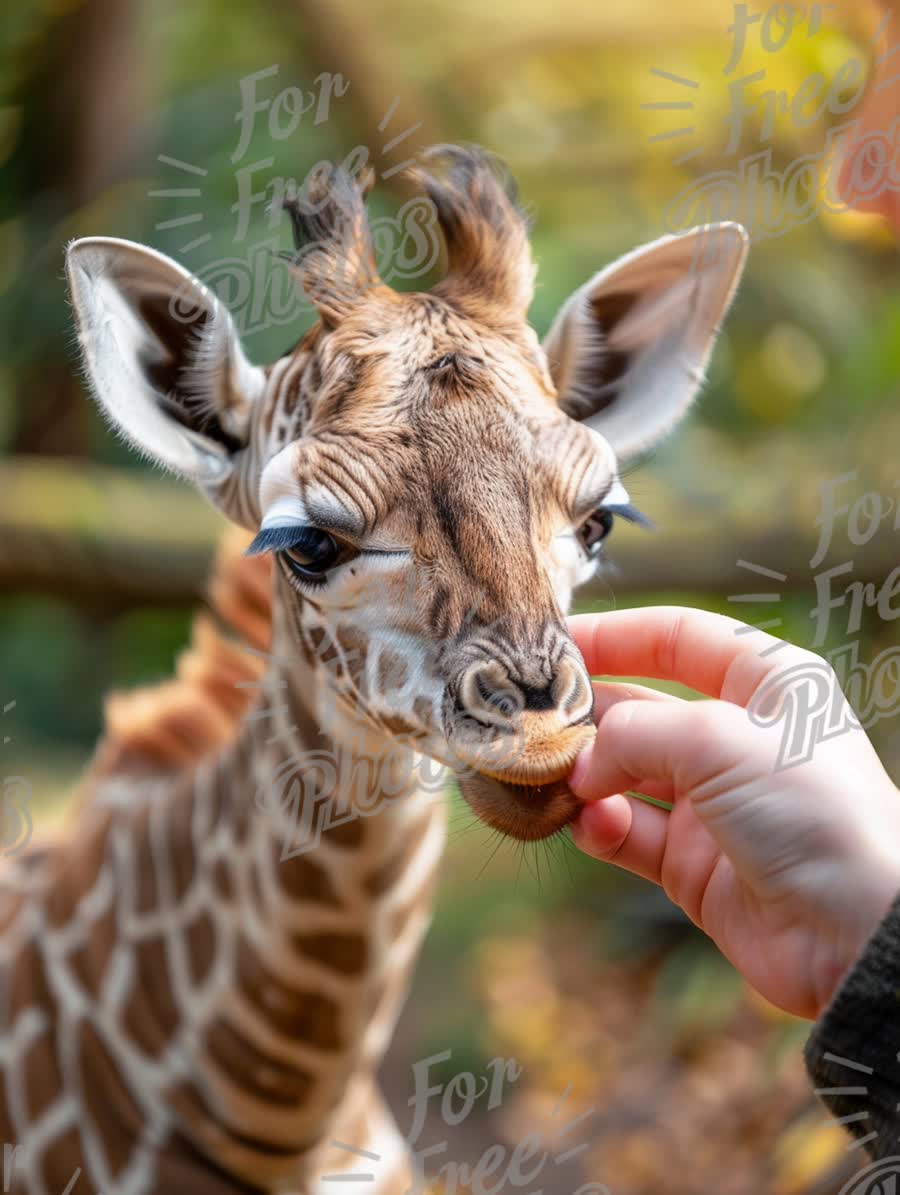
246 525 411 560
245 526 318 556
603 503 655 530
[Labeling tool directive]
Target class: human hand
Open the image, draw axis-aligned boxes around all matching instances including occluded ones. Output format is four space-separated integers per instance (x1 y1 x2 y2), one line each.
566 606 900 1019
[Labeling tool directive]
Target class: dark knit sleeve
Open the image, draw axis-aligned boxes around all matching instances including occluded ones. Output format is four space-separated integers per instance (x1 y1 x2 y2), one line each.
805 892 900 1159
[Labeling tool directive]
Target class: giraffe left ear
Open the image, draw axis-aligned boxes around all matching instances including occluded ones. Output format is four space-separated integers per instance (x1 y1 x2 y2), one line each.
543 223 748 459
66 237 265 487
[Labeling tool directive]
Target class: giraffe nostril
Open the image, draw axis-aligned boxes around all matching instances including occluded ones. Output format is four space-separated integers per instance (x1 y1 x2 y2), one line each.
474 670 520 718
455 663 521 727
457 656 591 727
552 657 594 720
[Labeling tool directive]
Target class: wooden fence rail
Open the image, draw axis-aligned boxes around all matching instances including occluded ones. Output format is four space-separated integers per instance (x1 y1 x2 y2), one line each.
0 457 896 612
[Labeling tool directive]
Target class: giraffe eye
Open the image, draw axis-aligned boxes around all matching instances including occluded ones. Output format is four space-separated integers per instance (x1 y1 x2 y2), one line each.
574 502 653 559
577 509 615 557
281 528 343 582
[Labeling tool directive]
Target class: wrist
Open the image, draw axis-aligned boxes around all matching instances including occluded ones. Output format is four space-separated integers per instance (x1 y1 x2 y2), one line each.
815 849 900 1012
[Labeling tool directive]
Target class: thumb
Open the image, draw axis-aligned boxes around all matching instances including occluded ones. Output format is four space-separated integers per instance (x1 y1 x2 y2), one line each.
569 697 760 803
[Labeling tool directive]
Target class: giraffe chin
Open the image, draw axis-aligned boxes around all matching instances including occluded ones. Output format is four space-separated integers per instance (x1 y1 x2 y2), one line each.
457 770 583 842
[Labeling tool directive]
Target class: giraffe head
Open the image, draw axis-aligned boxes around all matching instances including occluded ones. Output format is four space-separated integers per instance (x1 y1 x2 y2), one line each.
66 147 747 841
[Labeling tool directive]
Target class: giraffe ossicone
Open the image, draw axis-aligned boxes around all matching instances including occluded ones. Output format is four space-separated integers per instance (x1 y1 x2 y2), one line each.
0 146 746 1194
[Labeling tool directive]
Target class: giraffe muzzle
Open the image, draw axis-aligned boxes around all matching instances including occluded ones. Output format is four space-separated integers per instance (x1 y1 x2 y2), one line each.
446 657 596 843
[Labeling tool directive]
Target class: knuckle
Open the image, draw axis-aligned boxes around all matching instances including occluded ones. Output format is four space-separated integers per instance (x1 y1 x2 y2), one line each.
597 698 642 741
681 699 732 759
653 610 685 679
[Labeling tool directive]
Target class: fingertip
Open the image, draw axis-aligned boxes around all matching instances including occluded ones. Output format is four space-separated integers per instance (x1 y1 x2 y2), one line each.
568 743 593 796
570 793 632 858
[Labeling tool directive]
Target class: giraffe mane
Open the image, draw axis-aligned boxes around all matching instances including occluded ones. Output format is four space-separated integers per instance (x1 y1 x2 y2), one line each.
88 527 272 779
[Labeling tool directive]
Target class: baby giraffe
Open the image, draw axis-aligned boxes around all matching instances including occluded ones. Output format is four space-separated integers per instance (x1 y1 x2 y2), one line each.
2 147 746 1193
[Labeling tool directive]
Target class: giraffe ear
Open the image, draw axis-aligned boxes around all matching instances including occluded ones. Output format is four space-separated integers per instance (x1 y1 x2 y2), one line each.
543 223 748 459
66 237 265 485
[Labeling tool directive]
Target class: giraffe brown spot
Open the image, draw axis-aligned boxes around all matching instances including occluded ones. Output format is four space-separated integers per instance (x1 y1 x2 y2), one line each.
154 1134 267 1195
262 374 278 438
121 936 180 1057
22 1025 63 1123
212 858 235 902
334 627 368 681
377 650 409 692
364 813 434 898
185 908 217 987
9 939 53 1021
0 1048 17 1162
232 792 251 847
306 625 327 656
170 790 197 900
413 696 435 726
192 774 226 846
133 807 158 913
38 1127 91 1195
319 811 364 849
236 937 342 1050
78 1021 143 1180
271 841 341 906
317 642 340 667
378 714 418 737
46 812 109 929
249 859 265 916
168 1080 316 1160
67 902 117 998
205 1016 314 1105
292 931 368 976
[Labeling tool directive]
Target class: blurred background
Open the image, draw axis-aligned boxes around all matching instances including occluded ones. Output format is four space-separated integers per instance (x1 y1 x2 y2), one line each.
2 0 899 1190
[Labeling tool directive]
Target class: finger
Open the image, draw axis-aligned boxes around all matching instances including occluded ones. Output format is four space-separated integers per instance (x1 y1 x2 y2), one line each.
630 779 675 804
570 792 669 885
568 606 808 706
590 679 683 725
569 696 752 802
584 684 680 802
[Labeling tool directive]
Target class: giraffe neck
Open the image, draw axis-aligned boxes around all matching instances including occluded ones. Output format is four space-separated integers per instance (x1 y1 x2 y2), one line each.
81 607 448 1190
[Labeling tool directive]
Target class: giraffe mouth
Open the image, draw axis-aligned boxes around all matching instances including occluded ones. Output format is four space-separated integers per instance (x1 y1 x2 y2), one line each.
450 716 594 840
457 770 583 842
450 719 595 789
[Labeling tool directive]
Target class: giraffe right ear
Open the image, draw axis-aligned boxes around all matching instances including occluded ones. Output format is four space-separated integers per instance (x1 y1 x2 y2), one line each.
66 237 265 486
543 223 748 460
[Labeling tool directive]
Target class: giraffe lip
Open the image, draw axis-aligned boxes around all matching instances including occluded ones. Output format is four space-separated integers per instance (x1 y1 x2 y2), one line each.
457 771 583 842
474 761 573 787
451 722 595 788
